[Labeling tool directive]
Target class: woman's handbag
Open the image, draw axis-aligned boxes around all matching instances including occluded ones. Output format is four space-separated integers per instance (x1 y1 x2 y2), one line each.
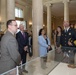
47 45 52 52
48 46 52 51
28 46 33 57
45 37 52 52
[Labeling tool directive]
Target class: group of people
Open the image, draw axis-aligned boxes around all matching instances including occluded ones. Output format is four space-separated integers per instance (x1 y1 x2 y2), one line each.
0 19 51 73
0 20 33 74
38 21 76 69
0 19 76 74
54 21 76 63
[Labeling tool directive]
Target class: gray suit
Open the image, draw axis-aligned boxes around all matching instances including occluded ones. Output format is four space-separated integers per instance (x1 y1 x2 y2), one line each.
0 31 21 74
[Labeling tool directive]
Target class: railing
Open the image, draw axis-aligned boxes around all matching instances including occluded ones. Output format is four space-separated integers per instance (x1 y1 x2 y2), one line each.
1 47 75 75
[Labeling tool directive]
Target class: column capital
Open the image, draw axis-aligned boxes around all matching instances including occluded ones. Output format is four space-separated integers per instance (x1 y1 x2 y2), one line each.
45 3 52 7
63 0 70 3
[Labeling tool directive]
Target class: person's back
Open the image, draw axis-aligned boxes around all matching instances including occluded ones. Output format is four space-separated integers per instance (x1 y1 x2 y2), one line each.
0 31 19 61
0 20 21 74
0 31 14 61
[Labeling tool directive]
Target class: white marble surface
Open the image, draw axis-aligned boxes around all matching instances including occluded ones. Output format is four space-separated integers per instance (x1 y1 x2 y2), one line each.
48 62 76 75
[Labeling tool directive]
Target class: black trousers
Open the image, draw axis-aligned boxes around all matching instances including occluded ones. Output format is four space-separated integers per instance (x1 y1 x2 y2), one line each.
21 51 27 64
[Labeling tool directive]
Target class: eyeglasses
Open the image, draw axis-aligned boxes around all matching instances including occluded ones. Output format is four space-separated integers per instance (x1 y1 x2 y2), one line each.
14 25 17 27
12 24 17 27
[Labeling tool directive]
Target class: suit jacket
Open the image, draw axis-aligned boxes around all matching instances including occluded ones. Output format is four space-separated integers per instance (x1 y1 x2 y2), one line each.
38 35 50 57
0 31 21 74
61 28 76 47
16 31 29 54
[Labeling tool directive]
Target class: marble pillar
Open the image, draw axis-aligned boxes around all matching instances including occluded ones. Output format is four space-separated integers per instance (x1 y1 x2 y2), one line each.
46 4 52 41
32 0 43 57
63 0 69 21
0 0 7 31
7 0 15 20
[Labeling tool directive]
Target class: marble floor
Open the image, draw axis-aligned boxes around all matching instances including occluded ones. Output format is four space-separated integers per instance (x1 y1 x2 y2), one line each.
48 62 76 75
22 48 76 75
23 57 59 75
22 49 59 75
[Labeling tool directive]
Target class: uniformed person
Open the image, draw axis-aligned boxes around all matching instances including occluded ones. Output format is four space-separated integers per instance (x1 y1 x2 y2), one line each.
60 21 76 64
61 21 76 48
74 23 76 32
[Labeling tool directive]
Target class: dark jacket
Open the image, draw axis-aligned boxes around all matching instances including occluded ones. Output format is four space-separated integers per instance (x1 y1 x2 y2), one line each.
61 28 76 47
16 31 29 54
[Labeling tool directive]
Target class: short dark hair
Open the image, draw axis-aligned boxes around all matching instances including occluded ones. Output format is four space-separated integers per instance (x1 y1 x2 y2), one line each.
6 19 15 28
39 28 44 36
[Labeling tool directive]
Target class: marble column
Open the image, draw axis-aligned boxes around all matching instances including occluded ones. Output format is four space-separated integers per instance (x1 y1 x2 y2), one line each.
7 0 15 20
46 4 52 41
0 0 1 21
0 0 7 31
32 0 43 57
63 0 69 21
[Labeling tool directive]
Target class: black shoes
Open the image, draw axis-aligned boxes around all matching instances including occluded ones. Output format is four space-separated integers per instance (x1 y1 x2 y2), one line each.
19 72 24 75
23 69 28 73
19 69 28 75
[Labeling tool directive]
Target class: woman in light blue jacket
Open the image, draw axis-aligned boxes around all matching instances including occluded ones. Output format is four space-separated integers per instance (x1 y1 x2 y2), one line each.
38 28 51 69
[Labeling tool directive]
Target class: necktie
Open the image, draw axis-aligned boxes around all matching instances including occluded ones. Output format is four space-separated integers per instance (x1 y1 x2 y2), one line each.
22 32 25 38
65 29 67 33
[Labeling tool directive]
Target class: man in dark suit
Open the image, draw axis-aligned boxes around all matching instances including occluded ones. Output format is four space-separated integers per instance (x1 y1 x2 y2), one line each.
0 20 21 74
61 21 76 49
16 24 29 73
61 21 76 63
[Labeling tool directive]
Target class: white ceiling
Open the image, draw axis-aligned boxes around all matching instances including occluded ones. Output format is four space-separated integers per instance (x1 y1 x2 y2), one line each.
22 0 76 17
49 0 76 17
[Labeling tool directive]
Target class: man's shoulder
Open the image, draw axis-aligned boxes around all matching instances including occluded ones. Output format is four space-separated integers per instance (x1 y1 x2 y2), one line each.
62 30 65 33
3 34 13 40
68 28 75 33
16 31 21 34
69 27 74 31
1 34 12 44
16 31 21 36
